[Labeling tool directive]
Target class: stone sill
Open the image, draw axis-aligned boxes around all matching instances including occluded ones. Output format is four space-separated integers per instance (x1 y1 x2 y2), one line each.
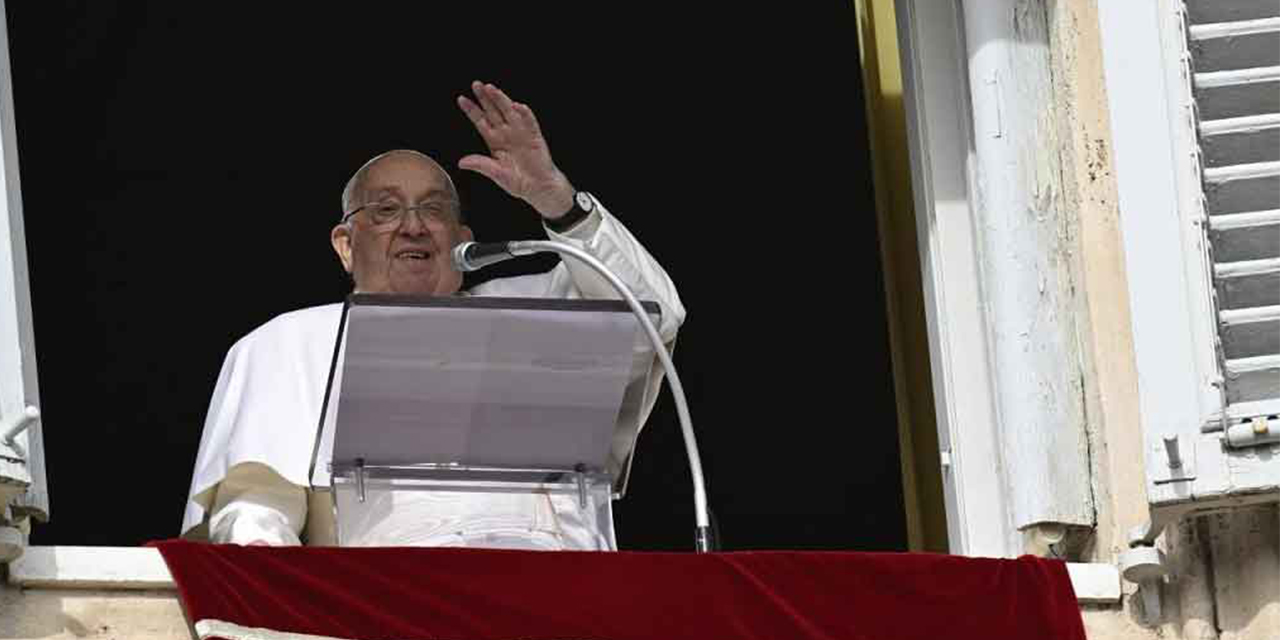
7 545 1123 603
9 546 175 590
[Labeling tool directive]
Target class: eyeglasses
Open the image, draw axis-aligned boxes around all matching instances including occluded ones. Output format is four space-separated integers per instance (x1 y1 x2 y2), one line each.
341 199 460 227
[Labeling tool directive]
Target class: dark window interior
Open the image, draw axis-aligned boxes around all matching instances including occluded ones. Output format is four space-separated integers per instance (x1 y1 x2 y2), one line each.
7 3 905 551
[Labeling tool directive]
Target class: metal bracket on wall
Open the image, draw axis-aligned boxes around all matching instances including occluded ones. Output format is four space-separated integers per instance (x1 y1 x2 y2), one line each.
0 405 39 448
1123 492 1280 626
1152 434 1196 486
1120 502 1196 627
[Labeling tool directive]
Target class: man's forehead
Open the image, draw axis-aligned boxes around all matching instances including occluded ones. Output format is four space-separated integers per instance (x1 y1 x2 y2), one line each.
343 149 460 215
365 185 454 202
364 154 451 189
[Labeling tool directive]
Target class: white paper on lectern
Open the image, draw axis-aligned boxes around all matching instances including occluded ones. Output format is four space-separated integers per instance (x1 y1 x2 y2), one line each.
327 302 651 476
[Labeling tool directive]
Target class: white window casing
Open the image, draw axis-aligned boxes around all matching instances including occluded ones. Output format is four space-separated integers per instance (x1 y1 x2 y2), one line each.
0 0 48 562
897 0 1097 558
897 0 1014 558
954 0 1095 535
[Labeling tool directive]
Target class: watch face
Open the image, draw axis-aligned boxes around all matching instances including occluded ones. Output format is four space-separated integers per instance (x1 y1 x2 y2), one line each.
575 191 593 211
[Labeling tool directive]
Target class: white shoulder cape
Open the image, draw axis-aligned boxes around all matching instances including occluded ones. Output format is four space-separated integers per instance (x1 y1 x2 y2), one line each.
182 303 344 536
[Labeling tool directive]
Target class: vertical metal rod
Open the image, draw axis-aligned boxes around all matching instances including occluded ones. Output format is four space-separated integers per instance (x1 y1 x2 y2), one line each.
574 463 588 510
355 458 366 503
695 526 712 552
1162 436 1182 469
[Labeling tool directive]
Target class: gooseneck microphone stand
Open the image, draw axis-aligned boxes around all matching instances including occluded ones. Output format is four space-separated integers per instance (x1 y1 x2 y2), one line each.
453 240 714 552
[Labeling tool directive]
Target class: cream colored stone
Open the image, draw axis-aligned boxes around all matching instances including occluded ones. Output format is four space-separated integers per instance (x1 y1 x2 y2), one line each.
1046 1 1279 638
0 584 189 640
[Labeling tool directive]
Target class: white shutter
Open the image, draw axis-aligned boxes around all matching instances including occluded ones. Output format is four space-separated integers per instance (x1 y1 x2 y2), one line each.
1186 0 1280 433
0 1 48 529
1100 0 1279 513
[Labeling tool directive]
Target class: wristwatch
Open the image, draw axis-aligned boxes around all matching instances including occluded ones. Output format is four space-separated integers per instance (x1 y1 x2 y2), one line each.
547 191 595 232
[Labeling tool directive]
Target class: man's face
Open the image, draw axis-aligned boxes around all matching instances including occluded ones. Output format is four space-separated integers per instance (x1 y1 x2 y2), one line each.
331 153 473 295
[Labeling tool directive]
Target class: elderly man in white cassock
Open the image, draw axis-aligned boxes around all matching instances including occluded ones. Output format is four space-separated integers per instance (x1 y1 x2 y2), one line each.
181 81 685 550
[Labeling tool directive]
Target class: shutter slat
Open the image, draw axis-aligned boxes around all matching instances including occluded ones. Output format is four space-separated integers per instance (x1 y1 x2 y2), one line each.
1209 209 1280 231
1221 305 1280 326
1220 398 1280 423
1228 354 1280 374
1200 113 1280 136
1216 257 1280 278
1225 355 1280 404
1187 0 1280 25
1221 317 1279 360
1193 33 1280 75
1205 173 1280 215
1189 12 1280 74
1190 16 1280 40
1203 160 1280 184
1196 82 1280 120
1216 271 1279 311
1196 65 1280 89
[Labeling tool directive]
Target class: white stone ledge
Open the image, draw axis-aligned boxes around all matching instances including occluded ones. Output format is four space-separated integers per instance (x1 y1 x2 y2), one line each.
1066 562 1122 604
8 546 174 590
8 546 1122 604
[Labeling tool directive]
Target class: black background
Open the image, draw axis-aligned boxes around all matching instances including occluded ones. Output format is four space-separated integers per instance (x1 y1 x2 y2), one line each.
7 3 905 551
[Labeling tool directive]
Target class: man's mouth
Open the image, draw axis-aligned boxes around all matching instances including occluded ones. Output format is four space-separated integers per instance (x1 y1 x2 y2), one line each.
394 249 432 261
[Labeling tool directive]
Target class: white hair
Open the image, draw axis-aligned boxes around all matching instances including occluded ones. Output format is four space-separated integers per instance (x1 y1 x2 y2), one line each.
340 149 459 219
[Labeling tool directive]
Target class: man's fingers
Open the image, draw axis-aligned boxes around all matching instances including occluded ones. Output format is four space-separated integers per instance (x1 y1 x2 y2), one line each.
511 102 543 135
458 154 506 185
457 95 488 127
457 95 500 142
486 83 520 125
471 80 507 128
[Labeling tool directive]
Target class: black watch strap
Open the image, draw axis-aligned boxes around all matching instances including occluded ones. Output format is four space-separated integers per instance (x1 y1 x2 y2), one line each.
546 192 593 233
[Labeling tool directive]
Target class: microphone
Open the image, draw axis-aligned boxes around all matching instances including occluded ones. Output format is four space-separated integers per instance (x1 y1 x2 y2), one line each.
452 241 516 272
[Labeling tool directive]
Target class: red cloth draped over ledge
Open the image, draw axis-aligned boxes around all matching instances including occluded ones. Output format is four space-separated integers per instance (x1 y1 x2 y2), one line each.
153 540 1086 640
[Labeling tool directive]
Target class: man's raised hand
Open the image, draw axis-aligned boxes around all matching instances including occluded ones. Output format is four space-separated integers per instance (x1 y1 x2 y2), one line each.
457 81 575 220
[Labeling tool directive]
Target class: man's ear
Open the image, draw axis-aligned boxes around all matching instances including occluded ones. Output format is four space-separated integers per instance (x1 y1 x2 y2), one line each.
331 224 353 273
459 224 474 243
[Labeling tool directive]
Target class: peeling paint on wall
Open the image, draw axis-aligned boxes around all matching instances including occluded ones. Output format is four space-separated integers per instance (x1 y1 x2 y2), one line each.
961 0 1096 534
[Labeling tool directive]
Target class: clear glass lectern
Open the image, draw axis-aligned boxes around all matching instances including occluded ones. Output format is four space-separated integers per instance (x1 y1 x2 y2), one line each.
308 294 661 547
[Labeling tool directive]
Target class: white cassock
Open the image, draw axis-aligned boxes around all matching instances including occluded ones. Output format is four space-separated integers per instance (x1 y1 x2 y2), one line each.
181 199 685 549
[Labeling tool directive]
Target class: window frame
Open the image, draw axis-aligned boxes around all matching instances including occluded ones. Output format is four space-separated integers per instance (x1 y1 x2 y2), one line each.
895 0 1020 558
0 0 47 525
893 0 1278 558
0 3 1124 606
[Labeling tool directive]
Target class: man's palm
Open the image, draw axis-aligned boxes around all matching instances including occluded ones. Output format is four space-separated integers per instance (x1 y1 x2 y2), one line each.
457 81 571 218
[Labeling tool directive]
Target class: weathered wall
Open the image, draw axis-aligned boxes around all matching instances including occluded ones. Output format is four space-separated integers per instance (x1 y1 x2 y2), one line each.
1050 0 1279 638
0 585 189 639
961 0 1098 535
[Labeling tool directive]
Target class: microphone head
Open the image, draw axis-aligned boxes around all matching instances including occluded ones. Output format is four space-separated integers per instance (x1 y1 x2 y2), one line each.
451 242 476 272
450 241 516 272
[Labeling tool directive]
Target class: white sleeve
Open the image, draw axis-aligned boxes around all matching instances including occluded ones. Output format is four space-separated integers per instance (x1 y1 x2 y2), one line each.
467 198 686 490
468 198 686 343
207 462 307 546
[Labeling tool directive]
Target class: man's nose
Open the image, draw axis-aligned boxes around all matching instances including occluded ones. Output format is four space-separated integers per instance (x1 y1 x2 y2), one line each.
398 210 431 237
